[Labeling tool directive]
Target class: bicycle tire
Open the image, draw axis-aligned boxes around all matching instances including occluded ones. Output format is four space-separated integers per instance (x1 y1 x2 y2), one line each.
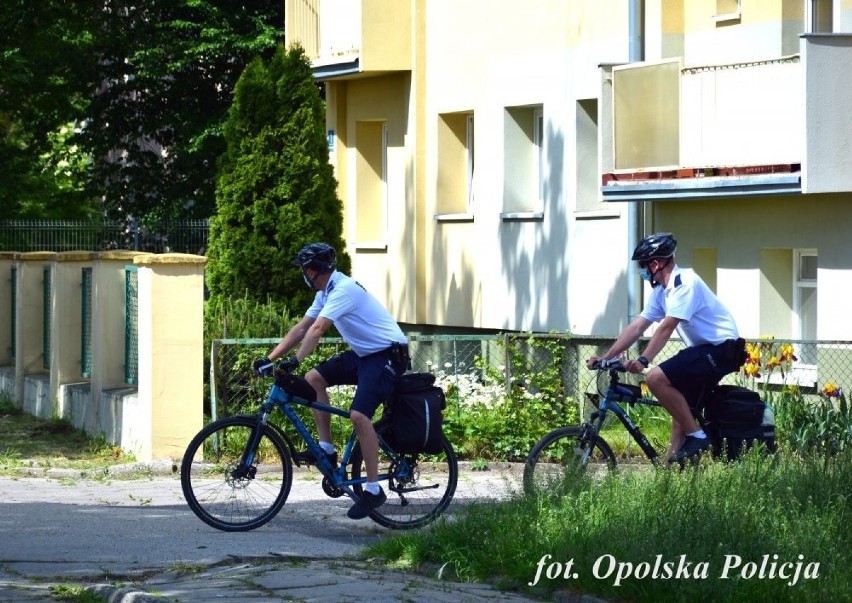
180 415 293 532
523 425 616 495
350 421 458 530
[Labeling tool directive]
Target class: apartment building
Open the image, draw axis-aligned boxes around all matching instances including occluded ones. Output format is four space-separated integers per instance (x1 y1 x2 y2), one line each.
285 0 852 362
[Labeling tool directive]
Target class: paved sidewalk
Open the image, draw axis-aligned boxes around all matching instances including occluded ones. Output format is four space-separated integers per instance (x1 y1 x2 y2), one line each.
0 463 561 603
2 556 545 603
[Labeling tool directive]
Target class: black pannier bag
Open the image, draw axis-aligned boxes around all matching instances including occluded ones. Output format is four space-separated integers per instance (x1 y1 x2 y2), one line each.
703 385 776 460
387 372 446 454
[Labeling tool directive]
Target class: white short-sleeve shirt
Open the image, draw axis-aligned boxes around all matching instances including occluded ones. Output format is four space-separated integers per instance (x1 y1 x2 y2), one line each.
640 266 739 347
306 271 406 357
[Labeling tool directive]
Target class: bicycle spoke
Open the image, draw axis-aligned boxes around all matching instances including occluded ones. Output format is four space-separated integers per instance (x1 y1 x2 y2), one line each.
350 422 458 529
523 425 616 495
181 416 293 532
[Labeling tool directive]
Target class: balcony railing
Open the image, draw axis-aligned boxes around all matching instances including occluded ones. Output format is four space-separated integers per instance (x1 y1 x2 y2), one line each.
286 0 410 76
603 34 852 199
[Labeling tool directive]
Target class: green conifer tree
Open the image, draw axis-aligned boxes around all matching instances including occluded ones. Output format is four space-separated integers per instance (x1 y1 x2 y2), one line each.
206 44 349 316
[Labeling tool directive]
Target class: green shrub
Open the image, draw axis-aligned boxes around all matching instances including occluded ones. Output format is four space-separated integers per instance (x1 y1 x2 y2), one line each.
205 43 349 318
440 334 580 461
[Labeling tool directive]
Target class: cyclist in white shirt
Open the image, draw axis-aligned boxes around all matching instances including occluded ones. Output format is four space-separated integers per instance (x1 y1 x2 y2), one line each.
587 233 745 463
254 243 409 519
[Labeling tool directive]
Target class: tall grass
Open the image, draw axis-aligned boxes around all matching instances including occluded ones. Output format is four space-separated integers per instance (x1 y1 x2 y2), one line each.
368 450 850 602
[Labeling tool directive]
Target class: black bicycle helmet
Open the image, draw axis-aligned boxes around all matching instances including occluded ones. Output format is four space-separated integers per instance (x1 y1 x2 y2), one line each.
631 232 677 262
291 242 337 273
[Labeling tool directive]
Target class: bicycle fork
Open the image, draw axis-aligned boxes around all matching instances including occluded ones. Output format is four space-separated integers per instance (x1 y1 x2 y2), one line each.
232 408 272 480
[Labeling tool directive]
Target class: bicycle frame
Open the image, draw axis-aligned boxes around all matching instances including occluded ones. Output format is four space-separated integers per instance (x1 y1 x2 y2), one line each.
246 383 403 500
586 368 665 466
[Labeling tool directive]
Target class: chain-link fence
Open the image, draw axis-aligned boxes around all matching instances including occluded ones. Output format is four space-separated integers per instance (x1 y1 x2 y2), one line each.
209 334 850 421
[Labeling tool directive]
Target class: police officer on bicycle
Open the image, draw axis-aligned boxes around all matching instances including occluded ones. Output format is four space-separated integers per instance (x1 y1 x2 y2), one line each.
253 242 409 519
587 233 744 463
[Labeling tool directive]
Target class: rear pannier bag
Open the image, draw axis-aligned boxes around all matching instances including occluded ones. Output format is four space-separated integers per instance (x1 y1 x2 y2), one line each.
704 385 776 460
388 372 446 454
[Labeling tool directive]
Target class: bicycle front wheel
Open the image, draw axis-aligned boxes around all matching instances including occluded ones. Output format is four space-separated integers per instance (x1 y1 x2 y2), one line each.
180 415 293 532
523 425 616 495
350 421 458 530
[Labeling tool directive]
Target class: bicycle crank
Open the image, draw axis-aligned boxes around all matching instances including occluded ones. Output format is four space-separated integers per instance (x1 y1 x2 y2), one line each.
321 476 345 498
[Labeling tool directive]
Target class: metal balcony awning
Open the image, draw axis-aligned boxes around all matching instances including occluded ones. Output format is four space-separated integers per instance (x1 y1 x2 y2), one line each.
601 164 802 202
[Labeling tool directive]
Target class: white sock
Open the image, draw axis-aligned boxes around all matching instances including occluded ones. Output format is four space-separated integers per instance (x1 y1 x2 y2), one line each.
365 482 381 495
319 441 336 454
688 430 707 439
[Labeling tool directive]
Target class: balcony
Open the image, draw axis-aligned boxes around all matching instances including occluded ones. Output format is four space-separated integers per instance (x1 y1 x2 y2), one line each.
601 34 852 201
285 0 411 79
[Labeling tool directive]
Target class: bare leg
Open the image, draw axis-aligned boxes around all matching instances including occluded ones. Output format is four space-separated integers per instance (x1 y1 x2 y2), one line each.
645 367 698 461
350 410 379 482
666 418 687 463
305 369 332 443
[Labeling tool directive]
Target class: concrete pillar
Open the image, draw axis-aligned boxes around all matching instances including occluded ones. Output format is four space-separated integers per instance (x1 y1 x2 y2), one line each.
50 252 97 419
90 252 151 407
134 253 206 461
16 252 55 412
0 253 19 400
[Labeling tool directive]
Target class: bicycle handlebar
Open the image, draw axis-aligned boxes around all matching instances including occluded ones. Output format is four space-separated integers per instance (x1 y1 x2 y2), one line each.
592 358 626 371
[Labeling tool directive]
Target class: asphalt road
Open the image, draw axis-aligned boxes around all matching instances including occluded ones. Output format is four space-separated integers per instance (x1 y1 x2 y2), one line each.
0 463 533 602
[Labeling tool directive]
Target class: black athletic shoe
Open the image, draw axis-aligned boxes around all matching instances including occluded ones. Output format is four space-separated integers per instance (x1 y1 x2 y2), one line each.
347 487 387 519
673 435 712 461
295 448 338 468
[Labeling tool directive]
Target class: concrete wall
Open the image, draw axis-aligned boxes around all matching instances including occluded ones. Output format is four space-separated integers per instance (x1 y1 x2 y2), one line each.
0 252 206 462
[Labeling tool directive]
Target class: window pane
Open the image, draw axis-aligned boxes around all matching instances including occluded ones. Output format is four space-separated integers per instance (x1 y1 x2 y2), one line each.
797 286 818 365
799 287 817 339
716 0 740 15
799 254 817 280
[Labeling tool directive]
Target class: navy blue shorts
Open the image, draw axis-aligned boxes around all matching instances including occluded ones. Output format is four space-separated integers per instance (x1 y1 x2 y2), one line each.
314 349 403 418
658 340 743 410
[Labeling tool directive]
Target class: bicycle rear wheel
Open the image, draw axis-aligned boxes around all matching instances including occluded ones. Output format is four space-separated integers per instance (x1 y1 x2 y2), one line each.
180 415 293 531
350 421 458 530
523 425 616 495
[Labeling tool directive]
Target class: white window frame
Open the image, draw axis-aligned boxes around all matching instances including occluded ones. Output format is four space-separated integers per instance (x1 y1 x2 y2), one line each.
466 114 475 210
535 108 544 206
500 105 545 220
382 122 388 234
792 249 818 368
713 0 741 22
353 120 389 250
805 0 835 33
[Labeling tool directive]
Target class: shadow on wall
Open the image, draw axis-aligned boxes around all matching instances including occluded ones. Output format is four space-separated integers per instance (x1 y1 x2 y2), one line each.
498 122 568 331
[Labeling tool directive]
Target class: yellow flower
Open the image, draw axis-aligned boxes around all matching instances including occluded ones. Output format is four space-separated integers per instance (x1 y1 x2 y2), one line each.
746 344 762 363
822 382 841 398
744 363 761 377
766 356 781 368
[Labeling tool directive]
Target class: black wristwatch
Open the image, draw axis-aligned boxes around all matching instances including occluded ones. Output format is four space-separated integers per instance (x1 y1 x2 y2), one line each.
637 355 649 368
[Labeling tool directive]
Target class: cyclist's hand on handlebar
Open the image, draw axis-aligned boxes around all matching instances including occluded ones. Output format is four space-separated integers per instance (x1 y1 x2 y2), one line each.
253 357 275 377
588 356 624 370
623 359 646 374
277 356 300 373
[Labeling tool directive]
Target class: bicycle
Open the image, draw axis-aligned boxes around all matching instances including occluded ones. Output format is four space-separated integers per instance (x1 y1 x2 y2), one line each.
523 358 686 493
180 367 458 531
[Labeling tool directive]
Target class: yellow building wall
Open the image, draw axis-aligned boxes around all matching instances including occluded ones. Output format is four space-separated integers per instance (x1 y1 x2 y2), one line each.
653 194 852 341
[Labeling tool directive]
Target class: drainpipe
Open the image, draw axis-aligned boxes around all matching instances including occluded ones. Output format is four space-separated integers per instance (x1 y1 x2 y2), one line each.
627 0 645 324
